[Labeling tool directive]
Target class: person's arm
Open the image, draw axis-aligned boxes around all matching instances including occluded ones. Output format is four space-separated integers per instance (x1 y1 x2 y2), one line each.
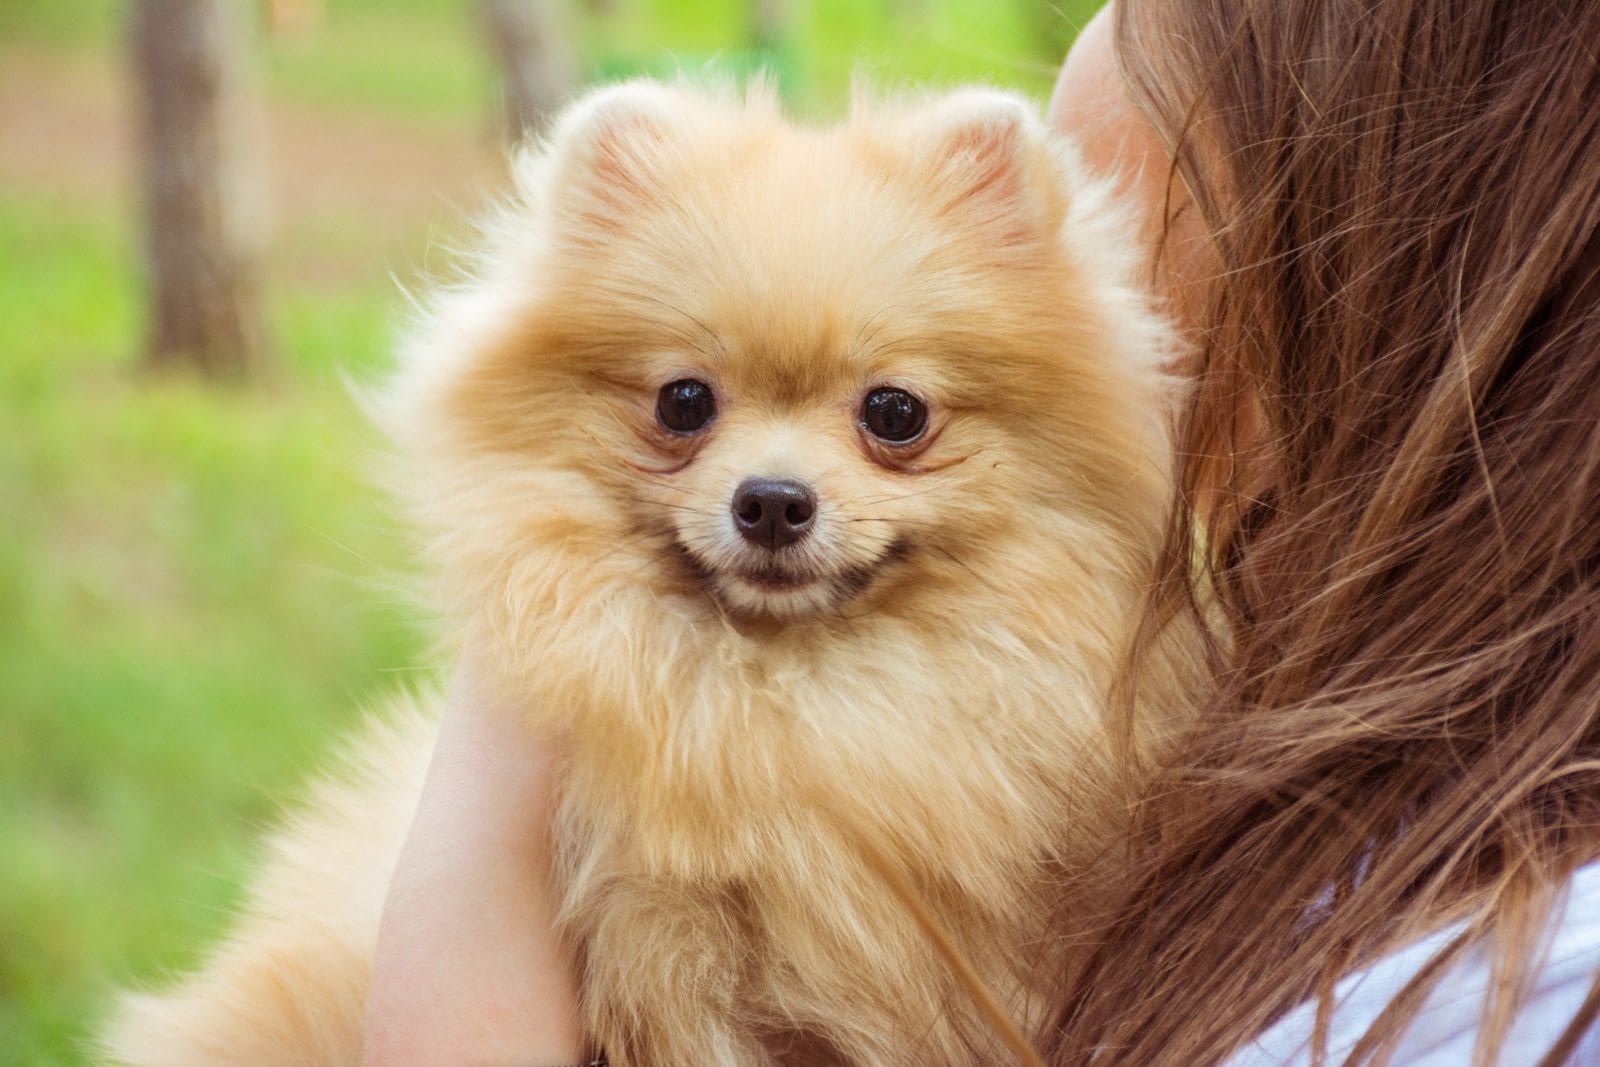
363 665 589 1067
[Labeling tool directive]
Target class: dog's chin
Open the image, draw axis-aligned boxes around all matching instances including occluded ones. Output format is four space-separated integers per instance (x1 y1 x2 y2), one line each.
712 569 848 620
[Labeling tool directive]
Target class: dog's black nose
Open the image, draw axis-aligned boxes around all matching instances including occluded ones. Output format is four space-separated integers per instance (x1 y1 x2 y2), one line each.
731 478 816 551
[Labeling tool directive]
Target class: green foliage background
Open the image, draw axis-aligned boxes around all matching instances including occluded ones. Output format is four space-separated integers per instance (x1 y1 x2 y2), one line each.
0 2 1094 1063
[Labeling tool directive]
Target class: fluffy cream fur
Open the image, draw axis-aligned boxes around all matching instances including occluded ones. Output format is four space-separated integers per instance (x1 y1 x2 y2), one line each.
104 81 1190 1066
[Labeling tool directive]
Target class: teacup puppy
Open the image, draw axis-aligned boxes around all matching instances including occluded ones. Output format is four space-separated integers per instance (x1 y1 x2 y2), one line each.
105 80 1192 1066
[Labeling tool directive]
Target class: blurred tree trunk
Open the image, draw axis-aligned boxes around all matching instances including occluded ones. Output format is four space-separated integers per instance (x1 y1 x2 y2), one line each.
750 0 791 52
131 0 268 377
479 0 579 144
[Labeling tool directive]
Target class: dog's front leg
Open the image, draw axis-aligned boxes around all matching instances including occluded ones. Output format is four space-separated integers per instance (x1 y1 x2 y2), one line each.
574 875 772 1067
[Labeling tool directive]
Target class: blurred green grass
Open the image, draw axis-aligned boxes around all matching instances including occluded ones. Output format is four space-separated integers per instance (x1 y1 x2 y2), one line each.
0 2 1095 1063
0 189 427 1066
1 0 1080 116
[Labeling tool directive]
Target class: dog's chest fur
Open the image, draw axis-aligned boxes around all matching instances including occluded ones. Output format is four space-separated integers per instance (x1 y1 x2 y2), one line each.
543 602 1120 1067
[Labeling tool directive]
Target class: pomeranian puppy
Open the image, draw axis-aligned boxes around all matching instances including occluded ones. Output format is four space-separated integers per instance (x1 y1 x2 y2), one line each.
104 80 1191 1066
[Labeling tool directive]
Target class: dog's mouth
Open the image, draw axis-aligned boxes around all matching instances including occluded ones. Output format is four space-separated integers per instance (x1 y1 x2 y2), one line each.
732 563 814 591
667 539 908 618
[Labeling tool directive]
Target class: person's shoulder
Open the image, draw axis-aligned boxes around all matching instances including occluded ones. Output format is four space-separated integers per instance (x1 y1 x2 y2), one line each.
1226 861 1600 1066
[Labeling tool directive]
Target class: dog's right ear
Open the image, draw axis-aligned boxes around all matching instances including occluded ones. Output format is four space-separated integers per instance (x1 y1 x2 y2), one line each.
528 81 683 228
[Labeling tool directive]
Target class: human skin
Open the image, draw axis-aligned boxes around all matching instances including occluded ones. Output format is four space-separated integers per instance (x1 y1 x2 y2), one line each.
1050 4 1212 350
361 665 588 1066
361 5 1190 1063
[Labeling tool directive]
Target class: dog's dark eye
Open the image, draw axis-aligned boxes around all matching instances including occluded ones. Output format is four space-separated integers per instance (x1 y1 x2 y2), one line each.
861 387 928 444
656 378 716 433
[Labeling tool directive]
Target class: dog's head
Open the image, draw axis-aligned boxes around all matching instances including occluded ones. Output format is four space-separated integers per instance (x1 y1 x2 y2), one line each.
390 81 1173 640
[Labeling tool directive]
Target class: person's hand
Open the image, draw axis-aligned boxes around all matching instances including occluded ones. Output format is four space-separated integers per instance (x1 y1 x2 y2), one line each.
363 661 589 1066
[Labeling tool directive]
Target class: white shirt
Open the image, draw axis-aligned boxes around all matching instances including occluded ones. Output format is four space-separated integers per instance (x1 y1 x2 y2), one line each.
1226 861 1600 1066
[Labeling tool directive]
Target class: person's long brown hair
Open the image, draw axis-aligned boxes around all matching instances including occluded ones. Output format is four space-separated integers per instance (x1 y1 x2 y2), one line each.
1044 1 1600 1063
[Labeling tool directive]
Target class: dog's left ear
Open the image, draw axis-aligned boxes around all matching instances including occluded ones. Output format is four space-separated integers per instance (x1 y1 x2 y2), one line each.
920 91 1059 242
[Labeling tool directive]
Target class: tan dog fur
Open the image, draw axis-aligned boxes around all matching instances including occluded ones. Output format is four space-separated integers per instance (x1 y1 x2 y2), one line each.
104 81 1189 1066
